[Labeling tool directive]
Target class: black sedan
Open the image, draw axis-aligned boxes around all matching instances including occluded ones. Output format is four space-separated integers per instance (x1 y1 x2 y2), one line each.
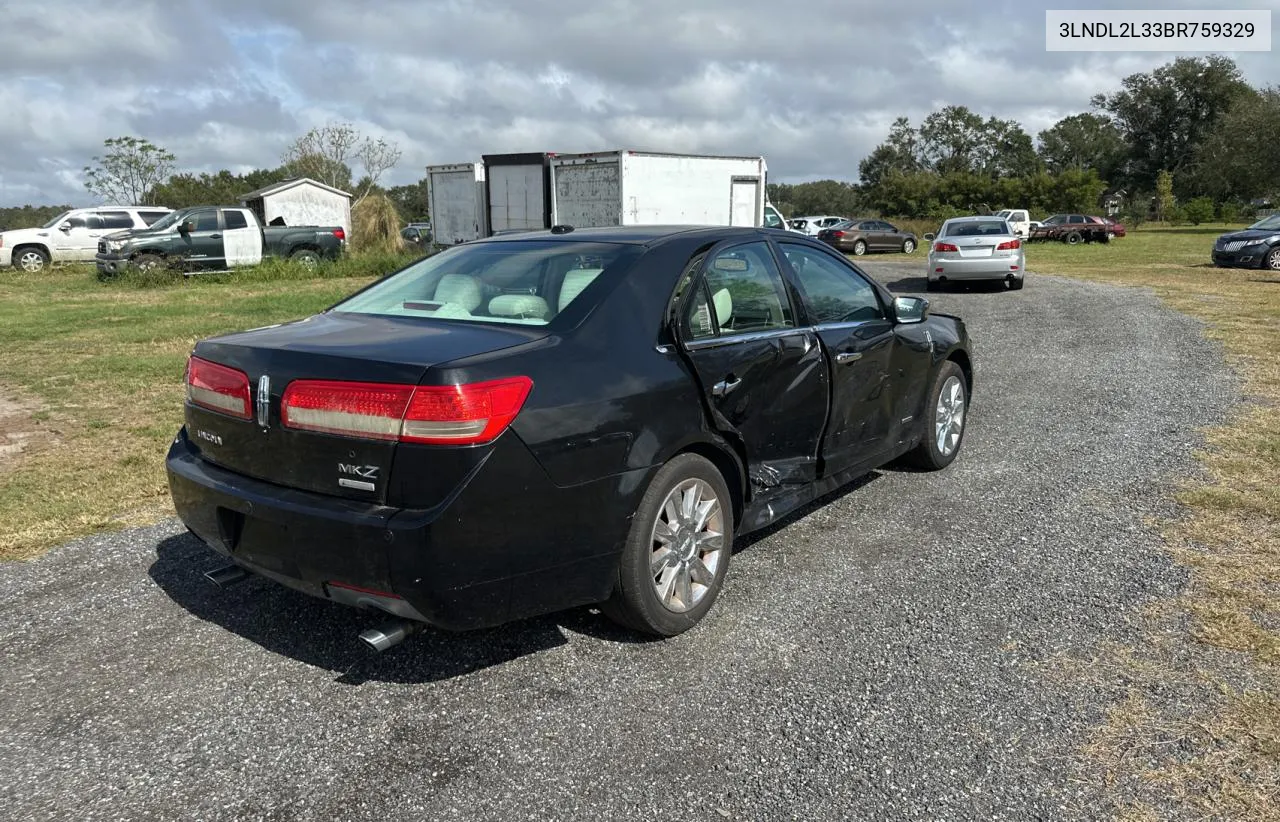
167 225 973 646
1212 213 1280 270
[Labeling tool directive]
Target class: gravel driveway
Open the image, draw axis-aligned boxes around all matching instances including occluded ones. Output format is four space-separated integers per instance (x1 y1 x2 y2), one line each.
0 261 1237 821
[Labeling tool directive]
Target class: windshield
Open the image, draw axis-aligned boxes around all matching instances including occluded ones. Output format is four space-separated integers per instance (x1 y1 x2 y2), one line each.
41 211 73 229
145 210 187 231
943 220 1012 237
332 240 641 326
1248 214 1280 231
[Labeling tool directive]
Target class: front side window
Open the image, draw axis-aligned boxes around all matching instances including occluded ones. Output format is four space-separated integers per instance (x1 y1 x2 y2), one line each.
334 240 639 326
188 210 219 232
778 244 884 325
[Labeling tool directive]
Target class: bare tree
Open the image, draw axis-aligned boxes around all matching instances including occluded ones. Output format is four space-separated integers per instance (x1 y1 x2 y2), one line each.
282 121 402 203
83 136 176 205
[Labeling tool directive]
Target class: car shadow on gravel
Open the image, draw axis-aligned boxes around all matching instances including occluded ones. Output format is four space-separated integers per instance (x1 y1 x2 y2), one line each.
881 275 1010 295
148 532 625 686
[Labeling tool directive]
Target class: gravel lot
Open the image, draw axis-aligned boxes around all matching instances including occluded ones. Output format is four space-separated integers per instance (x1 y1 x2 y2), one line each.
0 261 1238 821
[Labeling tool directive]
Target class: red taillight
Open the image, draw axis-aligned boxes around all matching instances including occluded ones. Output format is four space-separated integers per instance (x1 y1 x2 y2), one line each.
185 356 252 419
281 376 533 445
996 239 1021 250
933 242 959 252
333 228 346 241
831 230 845 237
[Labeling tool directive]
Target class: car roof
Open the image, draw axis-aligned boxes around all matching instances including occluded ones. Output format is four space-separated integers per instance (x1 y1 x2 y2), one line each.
942 215 1009 223
475 225 774 246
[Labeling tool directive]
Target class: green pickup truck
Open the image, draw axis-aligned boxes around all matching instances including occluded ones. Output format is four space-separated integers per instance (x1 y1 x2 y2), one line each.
95 206 346 275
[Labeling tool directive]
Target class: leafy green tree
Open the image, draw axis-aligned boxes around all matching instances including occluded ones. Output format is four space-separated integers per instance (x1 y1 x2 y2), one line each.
1036 113 1126 181
387 179 431 222
858 117 922 187
1092 55 1254 193
1182 196 1214 225
282 121 403 204
1155 170 1176 221
148 167 292 209
918 106 987 175
0 204 75 231
1191 86 1280 203
83 136 176 205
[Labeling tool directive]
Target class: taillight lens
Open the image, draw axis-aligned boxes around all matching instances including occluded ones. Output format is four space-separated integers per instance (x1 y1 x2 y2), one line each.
996 239 1021 250
831 230 845 237
281 377 533 445
333 228 346 241
185 356 252 419
933 242 959 252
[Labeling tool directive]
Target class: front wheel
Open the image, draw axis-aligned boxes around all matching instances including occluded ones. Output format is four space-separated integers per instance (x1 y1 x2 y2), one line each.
603 454 734 636
851 239 867 256
14 246 49 273
902 238 916 254
903 360 967 471
1265 247 1280 272
132 253 164 272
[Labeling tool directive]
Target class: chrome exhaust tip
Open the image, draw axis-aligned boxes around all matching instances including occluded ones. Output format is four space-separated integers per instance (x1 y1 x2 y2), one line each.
204 564 251 589
358 620 421 653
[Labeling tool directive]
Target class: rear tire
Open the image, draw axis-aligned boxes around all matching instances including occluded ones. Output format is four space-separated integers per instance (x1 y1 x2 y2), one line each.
1064 231 1082 245
290 248 321 269
603 454 734 637
903 360 967 471
1008 277 1024 290
13 246 49 273
852 239 867 256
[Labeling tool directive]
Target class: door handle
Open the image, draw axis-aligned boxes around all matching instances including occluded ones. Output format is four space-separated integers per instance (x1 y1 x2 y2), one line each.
711 376 742 397
209 233 222 239
836 351 863 363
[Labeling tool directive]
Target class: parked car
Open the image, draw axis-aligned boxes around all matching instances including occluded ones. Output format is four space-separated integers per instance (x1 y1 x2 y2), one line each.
1092 216 1126 238
0 206 172 272
401 223 432 248
1027 214 1110 244
925 216 1025 290
817 219 918 256
95 206 346 275
791 215 847 236
993 209 1034 239
168 225 973 646
1212 213 1280 270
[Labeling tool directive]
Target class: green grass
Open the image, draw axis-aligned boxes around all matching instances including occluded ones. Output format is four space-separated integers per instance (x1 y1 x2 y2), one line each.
0 259 410 558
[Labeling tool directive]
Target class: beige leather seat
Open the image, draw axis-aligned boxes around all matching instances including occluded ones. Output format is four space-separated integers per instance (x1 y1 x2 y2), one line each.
433 274 483 312
711 287 732 329
488 294 550 322
558 268 603 311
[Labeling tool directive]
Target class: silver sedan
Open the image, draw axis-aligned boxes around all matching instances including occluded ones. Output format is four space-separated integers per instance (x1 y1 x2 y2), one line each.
924 217 1026 291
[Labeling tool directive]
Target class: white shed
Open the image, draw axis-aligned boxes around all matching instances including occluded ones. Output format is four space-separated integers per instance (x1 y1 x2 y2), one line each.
240 177 352 238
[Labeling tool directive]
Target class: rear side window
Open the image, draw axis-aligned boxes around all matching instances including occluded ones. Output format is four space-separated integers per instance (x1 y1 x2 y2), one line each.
695 242 795 336
138 211 170 226
224 211 248 230
333 240 639 326
97 211 134 229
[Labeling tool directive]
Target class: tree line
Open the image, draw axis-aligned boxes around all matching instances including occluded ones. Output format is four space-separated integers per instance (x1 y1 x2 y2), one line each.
767 54 1277 223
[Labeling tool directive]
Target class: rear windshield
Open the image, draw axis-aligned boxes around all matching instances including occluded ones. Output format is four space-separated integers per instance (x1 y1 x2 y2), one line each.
943 220 1011 237
332 240 640 326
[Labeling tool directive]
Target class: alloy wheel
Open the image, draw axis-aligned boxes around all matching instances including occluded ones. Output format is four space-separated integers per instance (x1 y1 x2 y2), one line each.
935 375 966 457
649 478 725 613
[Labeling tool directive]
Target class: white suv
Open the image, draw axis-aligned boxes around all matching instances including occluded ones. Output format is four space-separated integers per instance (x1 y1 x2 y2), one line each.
0 206 173 272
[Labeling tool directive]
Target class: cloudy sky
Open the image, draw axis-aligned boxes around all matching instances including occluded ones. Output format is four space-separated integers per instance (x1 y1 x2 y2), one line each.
1 0 1276 206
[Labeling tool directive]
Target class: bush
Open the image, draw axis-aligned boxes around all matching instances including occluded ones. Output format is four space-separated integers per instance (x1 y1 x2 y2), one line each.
1183 197 1214 225
351 192 405 255
1218 201 1243 223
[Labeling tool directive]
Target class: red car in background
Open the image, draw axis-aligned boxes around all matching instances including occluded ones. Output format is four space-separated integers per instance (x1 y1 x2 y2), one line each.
1089 216 1126 238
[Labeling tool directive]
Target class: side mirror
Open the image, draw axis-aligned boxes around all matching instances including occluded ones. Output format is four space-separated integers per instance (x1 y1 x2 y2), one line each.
923 232 936 242
59 221 72 232
893 295 929 324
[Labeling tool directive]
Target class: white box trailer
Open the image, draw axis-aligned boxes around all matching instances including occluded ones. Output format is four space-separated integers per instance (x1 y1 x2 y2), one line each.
424 162 487 244
483 152 555 234
549 150 768 229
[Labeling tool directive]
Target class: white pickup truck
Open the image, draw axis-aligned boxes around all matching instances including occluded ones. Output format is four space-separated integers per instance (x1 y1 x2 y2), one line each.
0 206 172 272
994 209 1039 239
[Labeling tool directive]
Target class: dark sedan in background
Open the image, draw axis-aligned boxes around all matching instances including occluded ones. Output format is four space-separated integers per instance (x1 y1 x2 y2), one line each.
817 219 918 256
167 225 972 647
1212 213 1280 270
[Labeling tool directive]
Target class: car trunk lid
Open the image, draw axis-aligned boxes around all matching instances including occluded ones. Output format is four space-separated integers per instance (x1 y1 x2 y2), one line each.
184 311 547 504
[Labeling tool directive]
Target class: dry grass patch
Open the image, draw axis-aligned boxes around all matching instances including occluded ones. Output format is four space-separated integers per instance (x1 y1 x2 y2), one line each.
1033 224 1280 819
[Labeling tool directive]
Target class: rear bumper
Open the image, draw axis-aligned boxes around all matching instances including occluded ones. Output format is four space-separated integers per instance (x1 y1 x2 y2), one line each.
929 256 1024 281
165 426 640 631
